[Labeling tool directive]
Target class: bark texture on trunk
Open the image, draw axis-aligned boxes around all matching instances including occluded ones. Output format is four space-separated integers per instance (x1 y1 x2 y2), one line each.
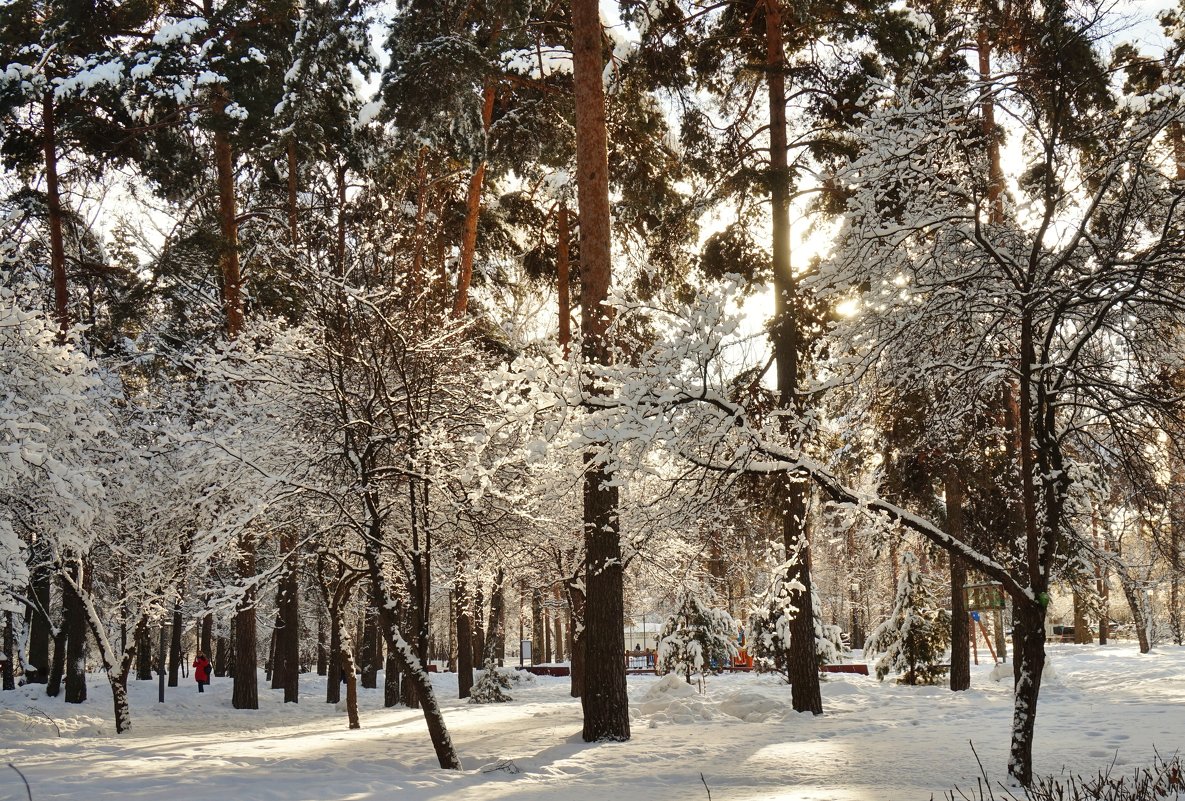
764 0 821 716
385 649 401 708
946 467 970 692
274 534 300 702
361 501 460 769
232 535 258 709
168 602 182 687
484 569 505 665
1008 601 1046 787
455 560 473 699
566 577 586 698
63 567 87 704
572 0 629 743
531 589 545 665
27 546 51 683
557 202 572 356
340 632 360 730
452 85 496 317
42 93 70 340
2 612 13 690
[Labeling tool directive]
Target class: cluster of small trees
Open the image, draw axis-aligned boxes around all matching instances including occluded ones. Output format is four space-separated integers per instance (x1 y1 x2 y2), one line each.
3 0 1185 788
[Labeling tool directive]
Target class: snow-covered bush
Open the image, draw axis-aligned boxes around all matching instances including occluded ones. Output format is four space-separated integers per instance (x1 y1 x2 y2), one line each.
864 552 950 685
469 658 512 704
657 589 738 687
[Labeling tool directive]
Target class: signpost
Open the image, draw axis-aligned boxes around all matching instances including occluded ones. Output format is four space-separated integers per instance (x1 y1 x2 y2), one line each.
964 582 1008 665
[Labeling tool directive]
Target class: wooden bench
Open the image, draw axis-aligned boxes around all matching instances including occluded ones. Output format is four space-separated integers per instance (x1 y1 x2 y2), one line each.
516 665 571 677
820 663 869 675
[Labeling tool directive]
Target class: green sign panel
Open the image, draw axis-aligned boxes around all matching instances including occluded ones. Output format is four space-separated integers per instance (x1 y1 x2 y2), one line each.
964 582 1006 611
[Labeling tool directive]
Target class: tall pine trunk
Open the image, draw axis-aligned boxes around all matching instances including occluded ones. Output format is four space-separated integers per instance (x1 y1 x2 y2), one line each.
42 92 69 340
572 0 629 742
453 85 497 317
764 0 821 715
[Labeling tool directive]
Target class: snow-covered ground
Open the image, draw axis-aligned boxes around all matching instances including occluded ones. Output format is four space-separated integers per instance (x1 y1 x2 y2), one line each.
2 644 1183 800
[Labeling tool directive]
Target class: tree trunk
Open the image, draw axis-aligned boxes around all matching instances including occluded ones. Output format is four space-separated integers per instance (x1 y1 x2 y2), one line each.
1170 475 1183 646
26 546 51 683
946 466 970 691
566 577 586 698
326 604 342 704
977 27 1005 225
473 585 486 668
214 634 227 678
47 622 66 696
212 85 245 338
384 648 400 708
168 601 182 687
1119 572 1152 654
201 612 213 659
762 0 821 715
572 0 629 743
2 612 13 690
1007 600 1047 787
453 84 496 317
455 558 473 699
557 202 572 356
42 92 70 339
64 567 87 704
340 634 360 730
484 568 505 667
360 508 460 769
232 535 258 709
135 623 152 681
361 604 379 689
531 589 545 665
274 533 300 702
553 585 565 663
317 604 328 676
1072 590 1092 644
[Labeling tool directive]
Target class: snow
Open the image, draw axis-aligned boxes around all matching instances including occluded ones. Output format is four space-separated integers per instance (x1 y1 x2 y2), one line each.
3 644 1184 799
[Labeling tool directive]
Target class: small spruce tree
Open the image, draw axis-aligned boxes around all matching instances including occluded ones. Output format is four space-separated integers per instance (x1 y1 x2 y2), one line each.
657 590 738 689
864 552 951 685
469 657 512 704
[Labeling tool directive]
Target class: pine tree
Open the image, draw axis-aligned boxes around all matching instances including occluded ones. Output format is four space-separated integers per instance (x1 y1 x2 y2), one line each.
864 553 950 685
657 590 738 688
469 657 512 704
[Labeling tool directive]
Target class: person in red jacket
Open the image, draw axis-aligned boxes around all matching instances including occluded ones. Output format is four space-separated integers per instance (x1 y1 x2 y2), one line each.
193 652 211 693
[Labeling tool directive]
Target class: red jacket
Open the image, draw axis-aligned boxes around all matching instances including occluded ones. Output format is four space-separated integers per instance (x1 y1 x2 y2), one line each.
193 656 211 683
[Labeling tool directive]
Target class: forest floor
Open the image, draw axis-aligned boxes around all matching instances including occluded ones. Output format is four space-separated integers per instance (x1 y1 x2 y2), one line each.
1 643 1183 801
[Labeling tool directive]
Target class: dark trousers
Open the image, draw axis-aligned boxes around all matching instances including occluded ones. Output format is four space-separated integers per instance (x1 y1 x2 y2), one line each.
198 679 207 693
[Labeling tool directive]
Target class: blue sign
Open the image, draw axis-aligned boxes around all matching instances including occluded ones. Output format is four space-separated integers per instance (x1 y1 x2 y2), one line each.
971 611 980 622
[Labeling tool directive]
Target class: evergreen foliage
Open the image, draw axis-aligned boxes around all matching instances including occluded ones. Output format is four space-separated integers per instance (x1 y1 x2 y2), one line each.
656 589 738 686
865 553 951 686
468 658 512 704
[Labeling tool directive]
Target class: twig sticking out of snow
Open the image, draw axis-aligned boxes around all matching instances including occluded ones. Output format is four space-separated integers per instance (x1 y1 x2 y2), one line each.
24 707 60 738
7 763 32 801
700 772 712 801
